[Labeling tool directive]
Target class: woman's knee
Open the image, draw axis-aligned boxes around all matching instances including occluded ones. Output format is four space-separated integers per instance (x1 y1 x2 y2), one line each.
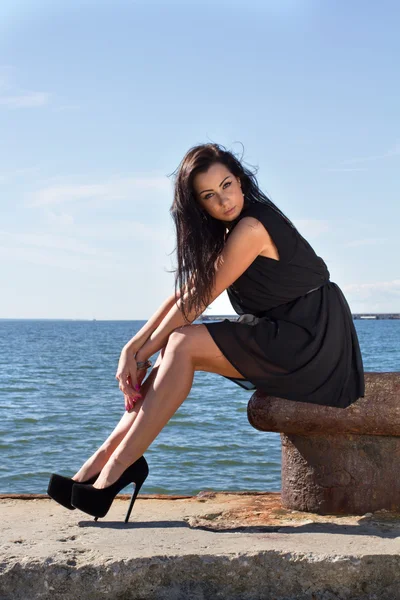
165 326 193 356
164 325 192 359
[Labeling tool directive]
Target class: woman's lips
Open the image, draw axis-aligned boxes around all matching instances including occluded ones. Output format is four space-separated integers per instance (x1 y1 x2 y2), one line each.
224 206 235 215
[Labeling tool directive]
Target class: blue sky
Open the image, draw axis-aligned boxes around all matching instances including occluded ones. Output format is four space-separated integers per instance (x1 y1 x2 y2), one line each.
1 0 399 319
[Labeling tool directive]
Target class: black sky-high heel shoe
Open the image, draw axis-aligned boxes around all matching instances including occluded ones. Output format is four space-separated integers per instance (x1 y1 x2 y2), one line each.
47 471 100 510
71 455 149 523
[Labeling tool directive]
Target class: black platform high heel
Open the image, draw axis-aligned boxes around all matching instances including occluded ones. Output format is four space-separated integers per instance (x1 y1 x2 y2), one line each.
47 471 100 510
71 455 149 523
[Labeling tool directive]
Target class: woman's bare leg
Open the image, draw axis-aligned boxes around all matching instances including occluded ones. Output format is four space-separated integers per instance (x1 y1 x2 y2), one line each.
92 324 246 489
71 350 164 482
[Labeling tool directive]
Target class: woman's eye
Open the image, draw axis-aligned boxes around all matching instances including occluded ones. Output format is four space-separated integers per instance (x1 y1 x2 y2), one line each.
204 181 231 200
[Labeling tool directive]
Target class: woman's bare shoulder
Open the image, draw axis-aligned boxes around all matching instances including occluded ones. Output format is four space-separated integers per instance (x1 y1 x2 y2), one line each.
228 214 280 262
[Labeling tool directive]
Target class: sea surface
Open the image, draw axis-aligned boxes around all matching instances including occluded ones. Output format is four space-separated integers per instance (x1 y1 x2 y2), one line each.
0 318 399 495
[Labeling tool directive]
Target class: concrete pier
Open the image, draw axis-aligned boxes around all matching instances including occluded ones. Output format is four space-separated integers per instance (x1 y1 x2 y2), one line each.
1 491 400 599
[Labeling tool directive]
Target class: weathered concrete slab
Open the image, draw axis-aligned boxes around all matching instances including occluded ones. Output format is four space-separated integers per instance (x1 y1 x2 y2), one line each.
1 491 400 600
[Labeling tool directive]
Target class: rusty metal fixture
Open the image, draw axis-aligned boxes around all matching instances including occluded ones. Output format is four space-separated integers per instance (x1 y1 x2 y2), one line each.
247 372 400 515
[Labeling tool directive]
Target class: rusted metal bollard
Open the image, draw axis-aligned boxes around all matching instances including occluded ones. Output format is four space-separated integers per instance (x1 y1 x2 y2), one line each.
247 373 400 515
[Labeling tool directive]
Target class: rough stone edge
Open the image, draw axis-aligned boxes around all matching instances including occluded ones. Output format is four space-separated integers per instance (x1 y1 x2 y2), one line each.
1 551 400 600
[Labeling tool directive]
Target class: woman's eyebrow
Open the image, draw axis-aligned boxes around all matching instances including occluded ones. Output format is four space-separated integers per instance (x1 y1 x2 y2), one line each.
200 176 230 195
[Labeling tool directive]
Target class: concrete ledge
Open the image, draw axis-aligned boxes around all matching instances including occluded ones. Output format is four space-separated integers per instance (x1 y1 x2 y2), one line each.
2 492 400 600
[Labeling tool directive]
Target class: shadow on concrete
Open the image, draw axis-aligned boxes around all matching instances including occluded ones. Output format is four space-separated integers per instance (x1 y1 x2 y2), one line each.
76 519 191 529
189 522 400 538
76 518 400 539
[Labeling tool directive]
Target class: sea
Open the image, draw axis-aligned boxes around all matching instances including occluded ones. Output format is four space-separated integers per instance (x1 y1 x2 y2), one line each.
0 318 399 495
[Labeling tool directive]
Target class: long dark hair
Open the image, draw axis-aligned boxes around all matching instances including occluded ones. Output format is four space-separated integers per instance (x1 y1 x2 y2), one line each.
169 142 297 322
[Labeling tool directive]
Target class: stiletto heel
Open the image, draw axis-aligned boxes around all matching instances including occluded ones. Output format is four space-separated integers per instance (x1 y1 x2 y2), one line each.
93 477 145 522
125 477 145 523
71 455 149 522
47 471 100 510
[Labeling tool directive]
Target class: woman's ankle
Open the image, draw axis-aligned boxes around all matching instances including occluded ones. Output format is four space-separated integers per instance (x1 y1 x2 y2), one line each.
72 449 109 481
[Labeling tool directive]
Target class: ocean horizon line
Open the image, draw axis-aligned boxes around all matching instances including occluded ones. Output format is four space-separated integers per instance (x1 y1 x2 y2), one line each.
1 313 400 321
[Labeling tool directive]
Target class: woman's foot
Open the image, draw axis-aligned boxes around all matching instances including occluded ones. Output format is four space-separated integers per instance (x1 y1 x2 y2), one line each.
48 449 110 510
92 455 131 489
47 471 100 510
71 456 149 521
71 449 109 483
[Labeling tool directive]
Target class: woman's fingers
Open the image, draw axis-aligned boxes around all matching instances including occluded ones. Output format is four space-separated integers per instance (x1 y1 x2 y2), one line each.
127 374 141 397
125 395 135 412
116 370 133 394
119 379 139 400
124 393 137 412
117 373 142 408
116 356 142 410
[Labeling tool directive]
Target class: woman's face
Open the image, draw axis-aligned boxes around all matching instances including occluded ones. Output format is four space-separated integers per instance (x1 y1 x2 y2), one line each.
193 162 244 226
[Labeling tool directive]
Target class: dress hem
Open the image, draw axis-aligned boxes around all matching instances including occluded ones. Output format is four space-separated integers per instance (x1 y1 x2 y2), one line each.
204 320 257 390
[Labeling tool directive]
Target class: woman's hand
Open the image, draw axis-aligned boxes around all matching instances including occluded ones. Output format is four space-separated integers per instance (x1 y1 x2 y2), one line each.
115 348 142 412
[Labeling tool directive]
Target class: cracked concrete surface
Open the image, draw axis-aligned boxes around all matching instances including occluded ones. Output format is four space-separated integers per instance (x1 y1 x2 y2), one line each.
1 491 400 599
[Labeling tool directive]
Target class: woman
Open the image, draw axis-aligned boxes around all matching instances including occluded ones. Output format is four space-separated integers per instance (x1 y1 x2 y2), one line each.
47 142 365 521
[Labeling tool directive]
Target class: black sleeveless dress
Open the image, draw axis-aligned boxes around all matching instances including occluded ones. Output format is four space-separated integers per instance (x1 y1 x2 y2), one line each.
203 201 365 409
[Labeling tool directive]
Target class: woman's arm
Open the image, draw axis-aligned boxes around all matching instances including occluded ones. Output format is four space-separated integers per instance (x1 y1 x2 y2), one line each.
135 215 272 363
123 288 188 354
134 291 202 363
